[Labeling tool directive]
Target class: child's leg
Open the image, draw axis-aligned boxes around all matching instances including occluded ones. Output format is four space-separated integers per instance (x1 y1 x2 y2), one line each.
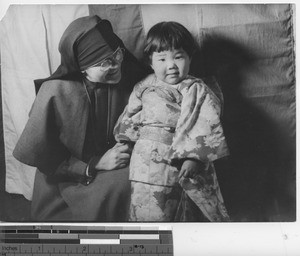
129 181 181 221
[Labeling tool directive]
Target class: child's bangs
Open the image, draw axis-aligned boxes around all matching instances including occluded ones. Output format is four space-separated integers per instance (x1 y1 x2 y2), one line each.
150 33 182 53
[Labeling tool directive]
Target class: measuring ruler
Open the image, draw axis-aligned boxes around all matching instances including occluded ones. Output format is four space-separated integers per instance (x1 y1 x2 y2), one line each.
0 225 173 256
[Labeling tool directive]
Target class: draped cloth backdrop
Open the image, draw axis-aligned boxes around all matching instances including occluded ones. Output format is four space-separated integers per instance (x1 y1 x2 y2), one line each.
0 4 295 220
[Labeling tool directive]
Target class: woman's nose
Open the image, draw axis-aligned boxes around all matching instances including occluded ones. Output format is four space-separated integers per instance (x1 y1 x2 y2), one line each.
108 59 119 69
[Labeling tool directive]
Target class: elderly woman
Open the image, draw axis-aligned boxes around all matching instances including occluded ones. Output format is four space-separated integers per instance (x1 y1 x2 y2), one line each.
13 15 148 221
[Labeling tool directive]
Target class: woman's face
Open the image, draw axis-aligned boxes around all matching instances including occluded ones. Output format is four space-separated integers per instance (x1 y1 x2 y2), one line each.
84 48 124 84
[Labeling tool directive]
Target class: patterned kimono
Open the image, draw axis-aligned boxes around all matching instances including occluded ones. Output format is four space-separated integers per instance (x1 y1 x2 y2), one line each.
114 74 230 222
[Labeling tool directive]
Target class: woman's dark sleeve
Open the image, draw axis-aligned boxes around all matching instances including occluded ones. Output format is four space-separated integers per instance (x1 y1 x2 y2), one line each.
13 82 89 182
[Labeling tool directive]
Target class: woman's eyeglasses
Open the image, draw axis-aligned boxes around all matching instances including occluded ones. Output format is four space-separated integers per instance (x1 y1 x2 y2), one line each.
90 48 125 71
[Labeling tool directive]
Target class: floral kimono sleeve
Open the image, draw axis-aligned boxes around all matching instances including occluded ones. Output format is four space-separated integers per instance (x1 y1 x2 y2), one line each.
168 81 229 163
114 83 143 143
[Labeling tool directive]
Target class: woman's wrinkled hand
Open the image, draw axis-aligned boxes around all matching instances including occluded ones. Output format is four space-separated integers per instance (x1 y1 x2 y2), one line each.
95 142 133 171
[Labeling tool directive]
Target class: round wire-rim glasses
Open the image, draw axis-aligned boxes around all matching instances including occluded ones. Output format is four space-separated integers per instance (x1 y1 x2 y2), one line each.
89 47 125 71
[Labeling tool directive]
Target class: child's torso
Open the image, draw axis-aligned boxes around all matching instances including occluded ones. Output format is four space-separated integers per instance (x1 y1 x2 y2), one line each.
130 75 196 186
139 77 183 128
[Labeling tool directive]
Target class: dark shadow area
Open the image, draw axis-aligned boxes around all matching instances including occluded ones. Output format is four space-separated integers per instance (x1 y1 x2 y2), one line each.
0 191 31 221
190 33 296 222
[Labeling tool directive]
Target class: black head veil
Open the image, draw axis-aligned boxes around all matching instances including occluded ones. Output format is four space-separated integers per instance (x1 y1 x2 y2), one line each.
34 15 124 93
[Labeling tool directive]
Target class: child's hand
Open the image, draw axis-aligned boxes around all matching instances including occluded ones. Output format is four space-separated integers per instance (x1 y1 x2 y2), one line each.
178 159 206 180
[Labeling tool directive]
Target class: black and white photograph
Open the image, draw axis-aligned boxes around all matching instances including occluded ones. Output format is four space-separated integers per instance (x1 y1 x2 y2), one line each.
0 2 296 223
0 2 298 254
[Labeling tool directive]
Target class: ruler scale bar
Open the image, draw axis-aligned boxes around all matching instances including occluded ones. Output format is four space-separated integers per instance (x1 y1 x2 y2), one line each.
0 226 173 256
1 244 173 253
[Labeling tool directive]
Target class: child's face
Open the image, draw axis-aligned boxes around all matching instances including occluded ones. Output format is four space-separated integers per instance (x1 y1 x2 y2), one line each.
151 48 191 85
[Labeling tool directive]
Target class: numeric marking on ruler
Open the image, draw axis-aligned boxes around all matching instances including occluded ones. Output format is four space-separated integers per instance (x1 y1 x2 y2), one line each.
31 245 42 254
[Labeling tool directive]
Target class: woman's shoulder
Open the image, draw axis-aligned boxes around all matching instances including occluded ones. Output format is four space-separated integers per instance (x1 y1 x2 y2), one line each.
38 79 84 97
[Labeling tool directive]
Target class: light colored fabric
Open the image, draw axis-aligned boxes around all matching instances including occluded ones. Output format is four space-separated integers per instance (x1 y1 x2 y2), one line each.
141 5 200 38
1 6 49 200
114 74 183 186
167 78 229 163
129 181 181 222
0 5 89 200
114 74 230 221
89 4 146 59
40 5 90 73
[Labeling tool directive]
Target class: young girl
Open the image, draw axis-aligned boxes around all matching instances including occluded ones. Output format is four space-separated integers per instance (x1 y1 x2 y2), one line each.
114 21 230 222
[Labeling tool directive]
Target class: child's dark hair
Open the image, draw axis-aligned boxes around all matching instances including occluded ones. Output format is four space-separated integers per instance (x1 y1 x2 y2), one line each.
144 21 197 64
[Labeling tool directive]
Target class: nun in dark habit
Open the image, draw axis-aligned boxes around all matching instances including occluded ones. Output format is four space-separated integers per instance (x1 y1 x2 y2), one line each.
13 15 149 221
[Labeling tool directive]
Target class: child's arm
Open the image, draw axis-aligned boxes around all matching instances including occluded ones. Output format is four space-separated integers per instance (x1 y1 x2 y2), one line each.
168 80 230 165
